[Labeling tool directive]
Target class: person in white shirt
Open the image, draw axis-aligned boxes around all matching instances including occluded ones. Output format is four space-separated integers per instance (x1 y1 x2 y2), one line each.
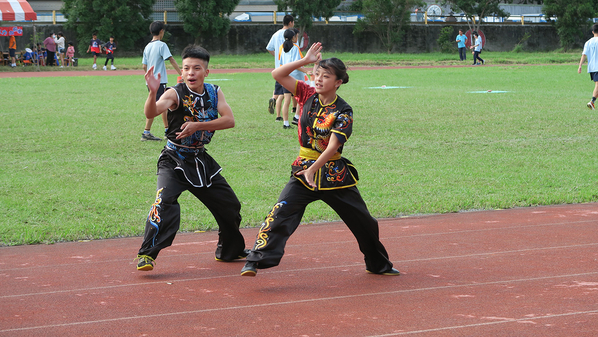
578 23 598 110
470 31 484 66
265 15 294 118
54 32 66 68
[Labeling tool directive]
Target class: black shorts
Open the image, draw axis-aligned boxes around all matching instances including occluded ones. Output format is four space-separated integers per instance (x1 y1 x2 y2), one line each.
274 81 285 95
282 86 292 94
92 51 100 57
590 72 598 82
9 49 15 57
147 83 167 101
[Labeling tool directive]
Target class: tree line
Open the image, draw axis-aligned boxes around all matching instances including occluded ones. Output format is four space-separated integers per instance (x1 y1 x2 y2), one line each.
61 0 594 54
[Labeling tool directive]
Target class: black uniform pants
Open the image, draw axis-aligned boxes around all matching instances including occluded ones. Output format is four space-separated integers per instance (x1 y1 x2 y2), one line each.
137 161 245 260
247 178 394 273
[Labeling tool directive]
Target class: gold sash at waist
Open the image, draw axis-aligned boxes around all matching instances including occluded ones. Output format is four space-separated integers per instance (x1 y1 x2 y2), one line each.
299 147 341 161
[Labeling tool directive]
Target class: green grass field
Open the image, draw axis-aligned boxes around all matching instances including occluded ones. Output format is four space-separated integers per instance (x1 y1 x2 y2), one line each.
1 60 597 246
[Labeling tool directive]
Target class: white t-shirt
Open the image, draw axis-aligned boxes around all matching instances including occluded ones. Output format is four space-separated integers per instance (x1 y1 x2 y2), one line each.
266 28 285 68
54 36 65 50
279 43 304 81
474 36 483 52
142 40 173 84
583 37 598 73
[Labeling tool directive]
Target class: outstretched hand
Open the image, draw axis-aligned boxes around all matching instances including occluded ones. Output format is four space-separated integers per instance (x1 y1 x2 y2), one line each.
303 42 323 65
144 66 162 93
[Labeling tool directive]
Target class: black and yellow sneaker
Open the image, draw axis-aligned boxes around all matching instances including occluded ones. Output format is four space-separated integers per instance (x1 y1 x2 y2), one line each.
135 255 155 271
366 268 400 276
215 249 251 262
240 261 258 276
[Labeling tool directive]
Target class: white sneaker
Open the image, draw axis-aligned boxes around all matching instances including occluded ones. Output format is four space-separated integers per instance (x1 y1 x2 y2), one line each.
60 65 64 68
92 64 97 70
111 65 116 70
103 65 107 71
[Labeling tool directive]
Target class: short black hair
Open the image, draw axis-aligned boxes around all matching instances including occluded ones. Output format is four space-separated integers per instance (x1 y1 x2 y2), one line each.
150 21 165 36
182 45 210 64
283 15 294 26
593 24 598 33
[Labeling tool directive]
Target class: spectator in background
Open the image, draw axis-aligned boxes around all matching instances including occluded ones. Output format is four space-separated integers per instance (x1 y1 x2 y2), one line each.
266 14 294 118
103 36 117 70
578 23 598 110
86 32 102 70
455 29 467 61
54 32 65 68
141 21 182 141
43 32 56 66
470 31 484 65
66 41 75 67
8 35 17 67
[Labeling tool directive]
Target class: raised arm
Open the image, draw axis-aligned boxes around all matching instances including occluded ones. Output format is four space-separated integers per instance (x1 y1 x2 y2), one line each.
144 66 178 119
272 42 322 95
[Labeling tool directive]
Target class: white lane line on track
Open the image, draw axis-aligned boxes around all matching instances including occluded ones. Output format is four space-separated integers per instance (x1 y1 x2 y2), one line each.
2 271 598 333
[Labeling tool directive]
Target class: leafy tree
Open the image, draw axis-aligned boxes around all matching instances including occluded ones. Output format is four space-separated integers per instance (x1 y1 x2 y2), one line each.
62 0 154 53
275 0 343 32
441 0 510 34
354 0 424 53
543 0 595 50
438 26 456 53
174 0 240 44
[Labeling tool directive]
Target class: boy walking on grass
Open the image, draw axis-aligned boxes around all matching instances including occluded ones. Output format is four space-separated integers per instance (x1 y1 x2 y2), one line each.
141 21 182 141
103 36 116 71
135 45 248 271
87 32 101 70
579 23 598 110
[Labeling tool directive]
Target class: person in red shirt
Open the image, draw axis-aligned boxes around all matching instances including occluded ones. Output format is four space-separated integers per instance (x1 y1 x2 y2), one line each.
86 32 102 70
241 43 400 277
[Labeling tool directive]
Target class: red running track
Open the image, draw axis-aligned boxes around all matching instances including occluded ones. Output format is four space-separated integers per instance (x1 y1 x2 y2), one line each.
1 203 598 336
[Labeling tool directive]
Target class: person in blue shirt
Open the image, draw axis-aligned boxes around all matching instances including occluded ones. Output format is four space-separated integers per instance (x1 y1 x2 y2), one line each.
142 21 182 141
578 23 598 110
455 30 467 61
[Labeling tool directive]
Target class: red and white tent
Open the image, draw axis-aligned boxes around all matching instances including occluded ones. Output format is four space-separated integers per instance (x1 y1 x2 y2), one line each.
0 0 37 21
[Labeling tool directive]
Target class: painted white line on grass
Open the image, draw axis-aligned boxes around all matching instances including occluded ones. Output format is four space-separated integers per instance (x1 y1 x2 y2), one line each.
366 86 413 89
1 271 597 334
468 90 510 93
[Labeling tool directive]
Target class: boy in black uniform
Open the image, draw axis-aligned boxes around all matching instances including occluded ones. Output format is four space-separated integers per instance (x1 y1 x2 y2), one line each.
103 36 116 70
136 45 248 271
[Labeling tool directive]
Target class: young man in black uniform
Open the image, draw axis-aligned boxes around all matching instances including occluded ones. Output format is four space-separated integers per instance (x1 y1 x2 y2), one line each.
136 45 248 271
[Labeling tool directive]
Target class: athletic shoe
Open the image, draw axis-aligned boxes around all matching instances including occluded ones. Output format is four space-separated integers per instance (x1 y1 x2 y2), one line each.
241 261 258 276
283 125 292 129
103 65 107 71
135 255 155 271
111 65 116 70
588 101 595 110
268 98 275 114
482 60 485 65
215 249 251 262
275 117 283 122
92 63 97 70
366 268 401 276
141 132 162 141
292 117 299 125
